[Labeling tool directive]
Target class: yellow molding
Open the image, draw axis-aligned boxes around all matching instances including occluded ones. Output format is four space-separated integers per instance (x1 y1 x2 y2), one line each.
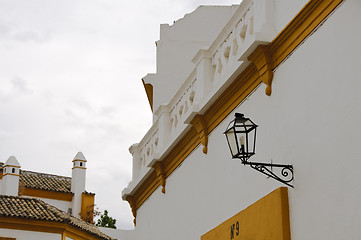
72 166 87 170
248 45 273 96
21 187 73 201
72 159 87 162
2 165 20 168
190 114 209 154
125 0 345 217
3 173 20 177
0 217 62 235
0 217 104 240
204 65 260 134
153 161 166 194
201 187 290 240
270 0 344 68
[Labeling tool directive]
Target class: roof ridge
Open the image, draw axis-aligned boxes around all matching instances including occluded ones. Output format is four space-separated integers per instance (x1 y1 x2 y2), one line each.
21 170 71 180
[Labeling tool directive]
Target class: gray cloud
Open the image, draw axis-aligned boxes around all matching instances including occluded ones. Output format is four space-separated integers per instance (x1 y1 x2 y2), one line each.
11 76 33 94
0 0 241 229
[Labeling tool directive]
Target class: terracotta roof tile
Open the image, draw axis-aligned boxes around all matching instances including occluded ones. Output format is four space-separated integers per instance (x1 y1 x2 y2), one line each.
0 195 113 240
19 170 72 193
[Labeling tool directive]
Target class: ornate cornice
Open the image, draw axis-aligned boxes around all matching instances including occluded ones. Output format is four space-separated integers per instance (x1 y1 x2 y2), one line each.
124 0 345 224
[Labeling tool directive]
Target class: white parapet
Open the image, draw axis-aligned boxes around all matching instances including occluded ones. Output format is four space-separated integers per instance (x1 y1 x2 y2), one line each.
124 0 277 198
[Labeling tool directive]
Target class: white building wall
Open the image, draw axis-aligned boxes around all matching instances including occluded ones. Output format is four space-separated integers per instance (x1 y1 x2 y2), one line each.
274 0 309 33
133 1 361 239
34 197 72 214
99 227 135 240
148 6 236 115
0 229 61 240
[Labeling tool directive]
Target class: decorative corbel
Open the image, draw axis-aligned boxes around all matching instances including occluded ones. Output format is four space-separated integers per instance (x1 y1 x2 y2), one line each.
248 45 274 96
190 114 208 154
126 195 137 226
153 161 166 194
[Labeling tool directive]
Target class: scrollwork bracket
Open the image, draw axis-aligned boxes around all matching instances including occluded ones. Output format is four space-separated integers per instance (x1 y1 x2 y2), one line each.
243 161 294 188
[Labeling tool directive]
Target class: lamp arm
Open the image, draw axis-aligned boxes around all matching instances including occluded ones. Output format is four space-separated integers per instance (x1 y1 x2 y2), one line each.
243 161 294 188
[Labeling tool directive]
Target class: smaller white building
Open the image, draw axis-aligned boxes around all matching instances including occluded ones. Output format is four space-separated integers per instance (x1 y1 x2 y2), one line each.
0 152 110 240
0 195 112 240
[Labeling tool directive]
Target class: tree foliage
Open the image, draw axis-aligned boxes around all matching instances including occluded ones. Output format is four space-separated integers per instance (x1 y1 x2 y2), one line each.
96 210 117 229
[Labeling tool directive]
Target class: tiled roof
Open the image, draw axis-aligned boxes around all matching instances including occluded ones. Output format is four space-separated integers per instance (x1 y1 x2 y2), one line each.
19 170 72 193
0 195 113 240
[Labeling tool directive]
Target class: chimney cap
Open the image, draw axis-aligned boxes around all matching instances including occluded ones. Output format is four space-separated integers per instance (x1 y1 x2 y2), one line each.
73 152 87 162
4 156 21 168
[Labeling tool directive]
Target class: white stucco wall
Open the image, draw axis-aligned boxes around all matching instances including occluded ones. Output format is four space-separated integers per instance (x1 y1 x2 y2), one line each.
274 0 309 33
31 196 72 214
148 6 236 114
99 227 135 240
0 229 61 240
133 0 361 239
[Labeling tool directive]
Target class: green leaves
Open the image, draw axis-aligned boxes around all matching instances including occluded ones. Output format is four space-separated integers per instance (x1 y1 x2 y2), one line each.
96 210 116 229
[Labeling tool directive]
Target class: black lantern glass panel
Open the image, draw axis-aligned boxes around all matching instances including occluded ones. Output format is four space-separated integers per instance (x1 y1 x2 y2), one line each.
224 113 258 163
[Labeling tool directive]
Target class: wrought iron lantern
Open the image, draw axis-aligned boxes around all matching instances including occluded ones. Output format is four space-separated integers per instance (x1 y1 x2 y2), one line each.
224 113 294 187
224 113 257 162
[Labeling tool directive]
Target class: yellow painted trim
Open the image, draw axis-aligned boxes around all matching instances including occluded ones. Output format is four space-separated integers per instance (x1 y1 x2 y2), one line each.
81 192 95 223
0 217 105 240
72 159 87 162
21 187 73 201
125 0 345 217
2 165 20 168
3 173 20 177
142 79 154 112
201 187 290 240
72 166 87 170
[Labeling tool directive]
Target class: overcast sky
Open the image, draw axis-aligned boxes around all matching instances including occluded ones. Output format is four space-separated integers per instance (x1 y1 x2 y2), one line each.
0 0 240 229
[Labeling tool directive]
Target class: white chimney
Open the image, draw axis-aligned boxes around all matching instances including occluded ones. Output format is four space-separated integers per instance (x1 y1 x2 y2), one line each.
71 152 87 218
2 156 21 196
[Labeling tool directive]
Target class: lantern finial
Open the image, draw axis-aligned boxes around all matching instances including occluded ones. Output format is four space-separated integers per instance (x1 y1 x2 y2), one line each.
235 113 244 119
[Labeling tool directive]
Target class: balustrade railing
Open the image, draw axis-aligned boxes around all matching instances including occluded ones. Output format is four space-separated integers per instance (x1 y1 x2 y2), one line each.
127 0 276 190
